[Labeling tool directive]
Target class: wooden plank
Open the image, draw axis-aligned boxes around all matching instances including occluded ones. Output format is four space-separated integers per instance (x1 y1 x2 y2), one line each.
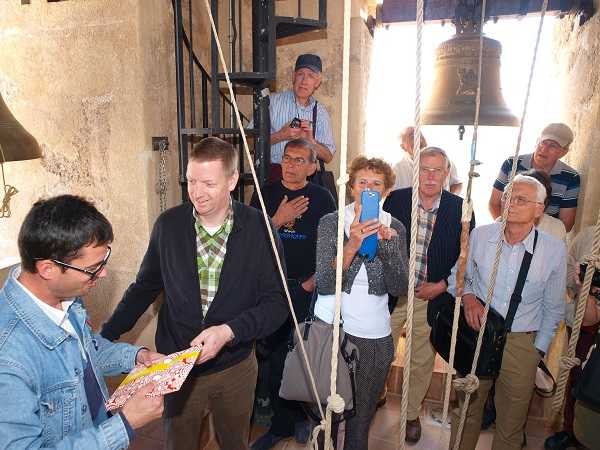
380 0 575 24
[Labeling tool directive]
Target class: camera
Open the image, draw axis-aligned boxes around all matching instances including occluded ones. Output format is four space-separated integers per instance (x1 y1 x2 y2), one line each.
579 264 600 295
290 117 302 128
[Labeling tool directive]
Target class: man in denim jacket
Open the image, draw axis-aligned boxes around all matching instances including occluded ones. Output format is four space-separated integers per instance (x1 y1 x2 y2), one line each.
0 195 164 450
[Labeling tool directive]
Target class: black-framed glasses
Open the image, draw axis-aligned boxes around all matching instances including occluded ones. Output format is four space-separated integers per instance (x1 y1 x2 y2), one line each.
282 154 308 166
37 246 111 280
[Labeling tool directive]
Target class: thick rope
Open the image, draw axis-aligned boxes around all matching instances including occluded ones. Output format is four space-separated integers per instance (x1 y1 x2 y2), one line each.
451 2 549 448
322 0 353 448
438 0 488 439
201 0 327 422
553 210 600 413
396 0 424 448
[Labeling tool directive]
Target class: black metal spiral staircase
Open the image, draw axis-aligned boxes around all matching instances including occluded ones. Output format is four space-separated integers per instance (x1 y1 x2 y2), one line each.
171 0 327 202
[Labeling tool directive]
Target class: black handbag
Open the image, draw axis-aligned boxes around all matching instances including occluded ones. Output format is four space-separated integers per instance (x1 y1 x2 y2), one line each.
307 102 338 205
430 231 538 377
575 330 600 412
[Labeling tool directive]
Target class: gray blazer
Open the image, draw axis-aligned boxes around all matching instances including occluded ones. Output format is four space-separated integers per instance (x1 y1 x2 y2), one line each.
315 211 409 297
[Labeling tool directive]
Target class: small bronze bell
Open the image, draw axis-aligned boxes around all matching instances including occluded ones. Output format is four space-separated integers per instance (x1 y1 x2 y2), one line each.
422 24 520 127
0 93 41 162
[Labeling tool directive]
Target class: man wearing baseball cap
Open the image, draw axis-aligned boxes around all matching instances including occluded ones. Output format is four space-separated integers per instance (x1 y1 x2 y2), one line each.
267 53 336 182
489 123 580 231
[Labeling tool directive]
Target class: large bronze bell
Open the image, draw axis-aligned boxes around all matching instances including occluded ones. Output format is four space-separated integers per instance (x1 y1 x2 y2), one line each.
422 27 520 127
0 93 41 162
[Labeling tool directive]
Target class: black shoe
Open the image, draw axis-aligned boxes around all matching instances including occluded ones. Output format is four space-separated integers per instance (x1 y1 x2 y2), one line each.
251 432 286 450
544 431 578 450
294 420 312 444
406 418 422 444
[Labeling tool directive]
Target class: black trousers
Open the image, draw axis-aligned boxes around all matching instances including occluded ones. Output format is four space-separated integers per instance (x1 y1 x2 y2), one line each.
267 279 312 437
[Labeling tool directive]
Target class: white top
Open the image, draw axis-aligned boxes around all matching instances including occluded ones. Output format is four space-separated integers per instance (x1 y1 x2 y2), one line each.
314 202 392 339
392 154 461 191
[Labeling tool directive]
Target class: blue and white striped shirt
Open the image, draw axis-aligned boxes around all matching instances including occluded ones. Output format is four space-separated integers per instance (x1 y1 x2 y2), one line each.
268 90 336 163
448 222 566 353
493 153 580 217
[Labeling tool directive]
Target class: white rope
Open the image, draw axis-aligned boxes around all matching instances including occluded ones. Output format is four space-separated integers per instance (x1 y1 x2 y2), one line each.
553 210 600 413
322 0 352 448
438 0 488 440
201 0 327 422
397 0 424 448
451 2 549 448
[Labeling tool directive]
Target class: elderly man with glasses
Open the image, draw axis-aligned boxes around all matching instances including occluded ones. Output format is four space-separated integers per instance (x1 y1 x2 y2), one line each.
489 123 580 232
383 146 475 444
448 174 567 450
0 195 164 450
249 138 336 449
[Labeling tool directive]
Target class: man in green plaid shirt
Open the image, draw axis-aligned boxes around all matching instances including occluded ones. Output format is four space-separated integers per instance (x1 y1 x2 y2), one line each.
102 137 288 450
194 203 233 315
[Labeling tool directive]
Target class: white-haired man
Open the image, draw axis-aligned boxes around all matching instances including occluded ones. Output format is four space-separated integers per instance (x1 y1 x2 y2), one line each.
449 174 566 450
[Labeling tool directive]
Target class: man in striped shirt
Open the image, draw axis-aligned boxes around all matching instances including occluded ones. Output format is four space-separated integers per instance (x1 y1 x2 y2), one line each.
489 122 580 231
268 53 336 181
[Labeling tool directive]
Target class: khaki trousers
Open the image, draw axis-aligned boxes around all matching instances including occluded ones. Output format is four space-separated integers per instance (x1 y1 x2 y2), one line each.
164 352 258 450
390 296 436 421
449 332 541 450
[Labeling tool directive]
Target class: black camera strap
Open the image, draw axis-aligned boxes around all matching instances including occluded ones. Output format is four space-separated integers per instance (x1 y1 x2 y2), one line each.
504 230 538 332
312 102 327 173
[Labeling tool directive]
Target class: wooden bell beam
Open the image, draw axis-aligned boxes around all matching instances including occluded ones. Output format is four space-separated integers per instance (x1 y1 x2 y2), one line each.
379 0 594 25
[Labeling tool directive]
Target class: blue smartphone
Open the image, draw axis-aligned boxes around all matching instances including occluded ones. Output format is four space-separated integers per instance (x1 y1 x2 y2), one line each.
358 190 380 260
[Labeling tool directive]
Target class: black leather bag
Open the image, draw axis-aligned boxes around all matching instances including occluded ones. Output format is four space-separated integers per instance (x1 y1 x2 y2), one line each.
431 298 507 377
430 231 538 378
575 330 600 412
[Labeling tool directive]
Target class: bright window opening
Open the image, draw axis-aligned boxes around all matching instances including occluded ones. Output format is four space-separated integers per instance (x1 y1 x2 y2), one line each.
366 16 561 224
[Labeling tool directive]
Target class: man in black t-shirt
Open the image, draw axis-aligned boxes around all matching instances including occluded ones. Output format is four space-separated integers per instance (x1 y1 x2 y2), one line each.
250 138 336 449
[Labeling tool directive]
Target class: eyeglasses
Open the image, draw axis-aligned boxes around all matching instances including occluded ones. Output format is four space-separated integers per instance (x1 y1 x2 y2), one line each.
36 246 112 280
501 192 543 206
538 140 563 151
282 154 309 166
419 166 446 176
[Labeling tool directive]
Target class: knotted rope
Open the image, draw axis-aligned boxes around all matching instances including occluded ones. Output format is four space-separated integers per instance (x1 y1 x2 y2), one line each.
321 0 352 448
553 209 600 414
437 1 487 444
451 2 549 449
396 0 424 448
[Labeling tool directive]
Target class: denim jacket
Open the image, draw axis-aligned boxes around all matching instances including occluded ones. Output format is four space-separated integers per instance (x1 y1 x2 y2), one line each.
0 270 141 450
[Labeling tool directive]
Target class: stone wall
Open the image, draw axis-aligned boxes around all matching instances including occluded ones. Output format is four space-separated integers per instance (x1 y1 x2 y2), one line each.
0 0 373 350
0 0 179 348
554 10 600 230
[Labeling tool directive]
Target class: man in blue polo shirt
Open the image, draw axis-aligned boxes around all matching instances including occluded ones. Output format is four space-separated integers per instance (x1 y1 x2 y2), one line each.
267 53 336 181
488 122 580 232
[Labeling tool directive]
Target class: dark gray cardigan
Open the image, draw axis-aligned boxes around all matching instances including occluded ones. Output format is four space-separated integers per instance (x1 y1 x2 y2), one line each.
315 211 409 297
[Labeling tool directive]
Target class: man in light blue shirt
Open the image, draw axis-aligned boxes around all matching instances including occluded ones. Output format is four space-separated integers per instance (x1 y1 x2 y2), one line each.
448 174 566 450
267 54 335 180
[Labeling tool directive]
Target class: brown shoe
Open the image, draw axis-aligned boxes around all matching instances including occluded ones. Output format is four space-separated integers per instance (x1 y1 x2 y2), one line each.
405 418 421 444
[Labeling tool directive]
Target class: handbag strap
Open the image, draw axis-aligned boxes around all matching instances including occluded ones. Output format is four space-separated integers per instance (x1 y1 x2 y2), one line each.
504 230 538 332
312 102 327 173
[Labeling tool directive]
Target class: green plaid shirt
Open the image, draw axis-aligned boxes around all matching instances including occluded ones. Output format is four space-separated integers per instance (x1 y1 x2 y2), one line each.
194 203 234 315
